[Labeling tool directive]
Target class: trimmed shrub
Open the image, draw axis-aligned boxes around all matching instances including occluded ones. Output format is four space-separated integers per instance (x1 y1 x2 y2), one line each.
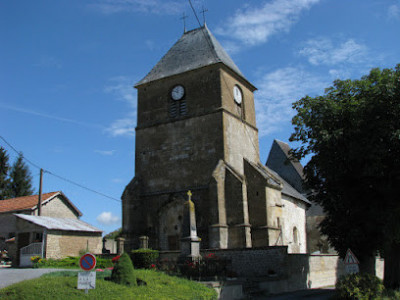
130 249 159 269
335 273 385 299
111 252 137 286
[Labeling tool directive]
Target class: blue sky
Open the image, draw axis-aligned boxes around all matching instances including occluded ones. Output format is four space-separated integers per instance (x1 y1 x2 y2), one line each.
1 0 399 235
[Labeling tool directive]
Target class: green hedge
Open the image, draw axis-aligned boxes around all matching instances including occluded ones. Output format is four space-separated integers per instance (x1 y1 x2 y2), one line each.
335 273 385 299
130 249 159 269
33 255 113 269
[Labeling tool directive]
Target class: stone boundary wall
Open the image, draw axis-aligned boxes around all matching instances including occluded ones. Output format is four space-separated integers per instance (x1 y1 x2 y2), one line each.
159 248 385 294
201 247 288 277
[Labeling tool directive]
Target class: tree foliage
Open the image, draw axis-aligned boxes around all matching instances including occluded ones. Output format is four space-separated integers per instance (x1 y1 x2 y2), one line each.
104 228 122 240
8 153 34 198
0 149 34 200
0 147 11 199
290 64 400 286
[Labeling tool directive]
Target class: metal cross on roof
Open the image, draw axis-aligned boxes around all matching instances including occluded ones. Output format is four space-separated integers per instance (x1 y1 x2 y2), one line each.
200 6 208 25
180 12 188 33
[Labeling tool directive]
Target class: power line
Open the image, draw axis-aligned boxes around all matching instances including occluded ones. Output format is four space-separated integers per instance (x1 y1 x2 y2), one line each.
0 135 121 203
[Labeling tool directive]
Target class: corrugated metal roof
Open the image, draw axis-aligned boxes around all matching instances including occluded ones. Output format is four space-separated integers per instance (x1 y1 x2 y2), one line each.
14 214 102 233
136 25 246 86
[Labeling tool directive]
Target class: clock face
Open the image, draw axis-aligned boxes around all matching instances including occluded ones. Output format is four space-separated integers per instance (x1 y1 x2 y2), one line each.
171 85 185 101
233 85 242 105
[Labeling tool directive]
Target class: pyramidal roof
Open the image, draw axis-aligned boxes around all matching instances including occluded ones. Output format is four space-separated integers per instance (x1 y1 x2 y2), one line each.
136 25 245 87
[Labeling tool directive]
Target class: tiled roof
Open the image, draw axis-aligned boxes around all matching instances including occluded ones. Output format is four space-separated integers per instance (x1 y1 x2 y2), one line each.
14 214 102 233
0 192 59 213
136 25 248 86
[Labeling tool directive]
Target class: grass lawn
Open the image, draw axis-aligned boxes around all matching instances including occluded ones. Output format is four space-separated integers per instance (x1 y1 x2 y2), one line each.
0 269 217 300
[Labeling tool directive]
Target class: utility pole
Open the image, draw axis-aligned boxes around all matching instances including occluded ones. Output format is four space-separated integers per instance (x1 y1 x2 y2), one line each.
38 168 43 216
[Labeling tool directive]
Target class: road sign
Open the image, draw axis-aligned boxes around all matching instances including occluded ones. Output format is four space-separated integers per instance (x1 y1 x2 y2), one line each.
79 253 96 271
344 248 359 274
77 271 96 291
344 249 360 265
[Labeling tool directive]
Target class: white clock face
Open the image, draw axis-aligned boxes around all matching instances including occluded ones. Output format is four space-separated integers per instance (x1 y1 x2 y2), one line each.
171 85 185 101
233 85 242 105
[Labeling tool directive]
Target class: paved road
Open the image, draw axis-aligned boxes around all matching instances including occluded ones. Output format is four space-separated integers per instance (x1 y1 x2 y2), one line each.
0 268 73 289
256 287 335 300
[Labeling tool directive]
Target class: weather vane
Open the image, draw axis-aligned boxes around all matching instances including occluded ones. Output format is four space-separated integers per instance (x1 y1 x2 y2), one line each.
181 12 188 33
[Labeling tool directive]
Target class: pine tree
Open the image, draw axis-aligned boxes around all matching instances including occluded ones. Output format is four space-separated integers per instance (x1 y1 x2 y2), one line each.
8 153 34 198
0 147 11 200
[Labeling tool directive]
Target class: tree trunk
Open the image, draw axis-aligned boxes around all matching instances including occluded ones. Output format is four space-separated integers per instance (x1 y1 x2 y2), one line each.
358 253 376 275
384 242 400 290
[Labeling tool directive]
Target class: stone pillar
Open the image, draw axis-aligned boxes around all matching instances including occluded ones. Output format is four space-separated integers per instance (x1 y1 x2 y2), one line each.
116 237 125 255
139 236 149 249
102 237 107 254
180 190 201 261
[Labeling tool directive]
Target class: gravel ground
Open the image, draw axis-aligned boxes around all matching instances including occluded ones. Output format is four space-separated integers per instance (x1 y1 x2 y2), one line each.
0 268 73 289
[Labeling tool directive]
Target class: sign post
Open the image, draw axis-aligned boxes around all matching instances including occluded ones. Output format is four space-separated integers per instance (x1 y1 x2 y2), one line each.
344 248 360 274
78 253 97 294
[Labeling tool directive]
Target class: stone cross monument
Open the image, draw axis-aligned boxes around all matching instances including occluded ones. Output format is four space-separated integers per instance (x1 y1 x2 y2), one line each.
180 190 201 261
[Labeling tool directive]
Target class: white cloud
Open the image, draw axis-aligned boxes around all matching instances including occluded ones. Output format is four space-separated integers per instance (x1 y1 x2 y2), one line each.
255 67 327 136
217 0 320 49
88 0 183 15
96 211 121 226
299 38 368 66
106 117 136 137
388 4 400 19
94 149 116 156
104 76 137 137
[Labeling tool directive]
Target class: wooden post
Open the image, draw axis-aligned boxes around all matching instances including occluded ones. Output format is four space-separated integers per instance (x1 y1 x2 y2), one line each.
38 169 43 216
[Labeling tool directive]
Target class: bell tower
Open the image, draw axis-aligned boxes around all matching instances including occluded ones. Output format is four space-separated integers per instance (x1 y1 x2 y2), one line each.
123 25 263 251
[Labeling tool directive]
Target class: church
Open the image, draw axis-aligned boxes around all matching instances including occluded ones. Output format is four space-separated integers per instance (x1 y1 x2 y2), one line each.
122 25 310 254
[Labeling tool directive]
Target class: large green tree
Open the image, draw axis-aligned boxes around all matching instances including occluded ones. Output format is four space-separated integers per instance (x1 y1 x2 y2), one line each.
8 153 34 198
290 64 400 288
0 147 11 199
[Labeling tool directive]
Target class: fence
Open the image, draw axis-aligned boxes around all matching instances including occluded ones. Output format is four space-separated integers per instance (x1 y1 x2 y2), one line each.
20 243 42 267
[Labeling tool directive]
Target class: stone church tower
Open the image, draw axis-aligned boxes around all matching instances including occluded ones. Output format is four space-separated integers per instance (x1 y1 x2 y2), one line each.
122 25 309 252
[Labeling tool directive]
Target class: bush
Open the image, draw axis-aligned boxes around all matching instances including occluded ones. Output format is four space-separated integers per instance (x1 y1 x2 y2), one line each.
32 255 113 269
335 273 385 299
130 249 159 269
111 252 137 286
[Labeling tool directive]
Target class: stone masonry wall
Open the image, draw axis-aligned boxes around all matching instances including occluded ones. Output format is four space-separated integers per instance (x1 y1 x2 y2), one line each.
45 231 102 259
281 195 307 253
39 196 79 219
202 247 288 277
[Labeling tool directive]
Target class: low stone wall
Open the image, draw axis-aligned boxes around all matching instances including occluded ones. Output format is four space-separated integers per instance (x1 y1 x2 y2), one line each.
160 248 385 295
201 247 288 277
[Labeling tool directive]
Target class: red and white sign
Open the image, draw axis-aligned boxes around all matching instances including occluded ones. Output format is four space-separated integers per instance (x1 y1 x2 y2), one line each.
344 249 359 265
79 253 96 271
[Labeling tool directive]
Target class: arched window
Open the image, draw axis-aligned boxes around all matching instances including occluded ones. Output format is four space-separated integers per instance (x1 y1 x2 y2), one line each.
293 227 299 244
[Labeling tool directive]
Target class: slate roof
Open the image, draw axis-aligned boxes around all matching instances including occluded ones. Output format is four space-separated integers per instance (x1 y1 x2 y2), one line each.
266 166 311 205
274 139 305 180
0 191 82 216
136 25 247 87
247 160 310 205
14 214 102 233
